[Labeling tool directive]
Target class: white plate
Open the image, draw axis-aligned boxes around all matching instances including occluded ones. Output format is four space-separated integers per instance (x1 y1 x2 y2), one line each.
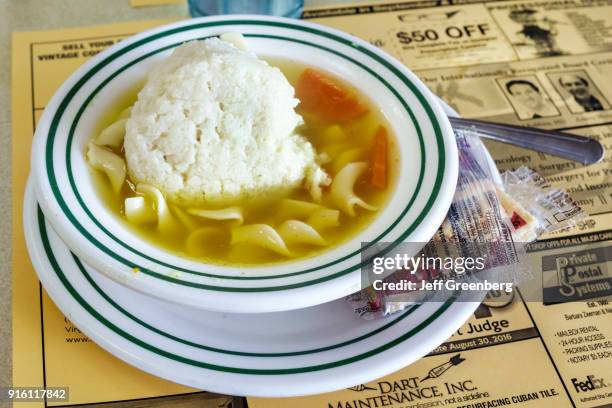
30 16 458 313
24 179 479 397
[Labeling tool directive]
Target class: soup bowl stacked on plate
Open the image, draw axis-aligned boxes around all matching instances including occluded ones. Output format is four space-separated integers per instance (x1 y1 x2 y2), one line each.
24 16 475 397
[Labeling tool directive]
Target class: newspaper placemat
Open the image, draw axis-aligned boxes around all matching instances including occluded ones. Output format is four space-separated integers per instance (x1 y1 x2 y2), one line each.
10 2 612 408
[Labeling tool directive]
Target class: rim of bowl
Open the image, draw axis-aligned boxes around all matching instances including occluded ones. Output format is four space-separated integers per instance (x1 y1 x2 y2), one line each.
30 15 458 312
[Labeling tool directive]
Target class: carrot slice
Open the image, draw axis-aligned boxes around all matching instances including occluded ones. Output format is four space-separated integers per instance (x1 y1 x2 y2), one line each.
296 68 369 122
369 126 388 189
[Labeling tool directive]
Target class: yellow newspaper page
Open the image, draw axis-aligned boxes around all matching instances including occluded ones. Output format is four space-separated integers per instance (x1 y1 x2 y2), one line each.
251 1 612 407
250 300 573 408
11 3 611 407
10 19 222 407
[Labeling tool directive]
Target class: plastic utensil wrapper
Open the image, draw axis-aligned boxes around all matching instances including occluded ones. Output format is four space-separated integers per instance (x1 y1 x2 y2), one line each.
348 129 585 319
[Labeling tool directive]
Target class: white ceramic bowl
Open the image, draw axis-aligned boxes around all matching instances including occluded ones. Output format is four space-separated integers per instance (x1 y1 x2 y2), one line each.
24 179 480 397
30 16 458 313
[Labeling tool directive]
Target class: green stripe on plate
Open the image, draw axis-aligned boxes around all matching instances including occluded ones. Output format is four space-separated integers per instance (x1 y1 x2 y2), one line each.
73 252 421 357
38 205 457 374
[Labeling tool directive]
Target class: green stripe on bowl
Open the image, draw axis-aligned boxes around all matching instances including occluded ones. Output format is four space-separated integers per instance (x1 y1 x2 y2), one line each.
44 19 447 290
67 35 425 280
38 206 457 374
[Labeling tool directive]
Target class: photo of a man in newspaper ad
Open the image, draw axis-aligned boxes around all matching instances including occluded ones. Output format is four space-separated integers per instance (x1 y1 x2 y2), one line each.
547 70 611 114
498 76 560 120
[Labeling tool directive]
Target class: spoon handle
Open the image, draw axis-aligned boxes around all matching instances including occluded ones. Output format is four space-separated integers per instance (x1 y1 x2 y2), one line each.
449 117 605 165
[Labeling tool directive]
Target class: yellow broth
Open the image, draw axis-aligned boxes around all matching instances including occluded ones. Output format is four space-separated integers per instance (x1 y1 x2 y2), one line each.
90 60 400 265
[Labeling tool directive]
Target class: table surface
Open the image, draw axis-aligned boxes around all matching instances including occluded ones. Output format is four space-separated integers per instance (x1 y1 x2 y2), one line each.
0 0 371 403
